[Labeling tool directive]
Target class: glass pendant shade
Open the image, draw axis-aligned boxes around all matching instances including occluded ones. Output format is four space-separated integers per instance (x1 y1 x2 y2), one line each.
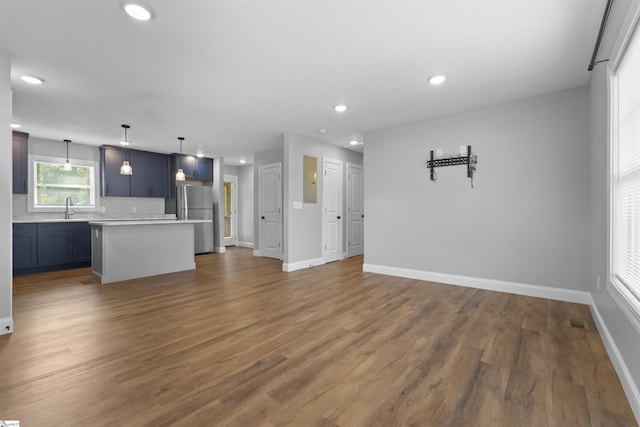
119 124 133 175
176 136 185 181
62 139 72 171
120 160 133 175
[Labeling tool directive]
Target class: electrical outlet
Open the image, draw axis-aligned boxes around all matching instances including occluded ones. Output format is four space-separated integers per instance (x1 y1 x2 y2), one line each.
597 275 601 289
101 206 106 213
132 207 137 213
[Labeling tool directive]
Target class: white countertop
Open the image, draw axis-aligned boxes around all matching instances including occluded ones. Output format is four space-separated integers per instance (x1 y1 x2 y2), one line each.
13 215 178 224
89 219 212 226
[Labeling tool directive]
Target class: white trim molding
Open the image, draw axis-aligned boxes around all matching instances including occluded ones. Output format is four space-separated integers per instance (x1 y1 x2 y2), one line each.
237 241 254 249
590 298 640 422
213 246 226 254
283 257 324 272
0 317 14 335
253 249 262 257
362 264 592 304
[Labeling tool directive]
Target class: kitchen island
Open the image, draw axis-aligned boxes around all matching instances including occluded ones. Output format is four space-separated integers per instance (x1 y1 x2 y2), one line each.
90 219 210 284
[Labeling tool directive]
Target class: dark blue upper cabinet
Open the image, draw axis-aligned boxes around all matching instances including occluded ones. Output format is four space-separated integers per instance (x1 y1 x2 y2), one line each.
129 150 150 197
147 152 169 197
12 131 28 194
101 146 169 198
130 150 169 198
195 157 214 181
101 146 131 197
172 154 213 181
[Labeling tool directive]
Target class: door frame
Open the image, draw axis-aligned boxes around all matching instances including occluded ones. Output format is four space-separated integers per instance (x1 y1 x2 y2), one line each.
223 175 238 246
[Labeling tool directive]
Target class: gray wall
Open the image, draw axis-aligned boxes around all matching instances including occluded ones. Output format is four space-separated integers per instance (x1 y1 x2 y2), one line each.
588 0 640 410
284 132 363 264
253 144 285 253
364 85 590 291
1 50 12 331
238 164 254 245
212 157 225 252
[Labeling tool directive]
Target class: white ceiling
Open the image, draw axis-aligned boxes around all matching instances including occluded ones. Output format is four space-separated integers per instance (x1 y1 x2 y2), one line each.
0 0 604 165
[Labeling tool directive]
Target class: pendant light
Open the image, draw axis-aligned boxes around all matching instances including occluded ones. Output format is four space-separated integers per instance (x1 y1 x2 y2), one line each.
176 137 186 181
120 124 133 175
62 139 72 171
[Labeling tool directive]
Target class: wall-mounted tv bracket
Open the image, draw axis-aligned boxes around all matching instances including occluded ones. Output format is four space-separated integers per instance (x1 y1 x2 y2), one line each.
426 145 478 188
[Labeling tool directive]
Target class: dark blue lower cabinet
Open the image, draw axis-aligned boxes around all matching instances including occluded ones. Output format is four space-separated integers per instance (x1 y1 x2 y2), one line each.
38 227 74 266
13 224 37 270
73 228 92 263
13 222 91 275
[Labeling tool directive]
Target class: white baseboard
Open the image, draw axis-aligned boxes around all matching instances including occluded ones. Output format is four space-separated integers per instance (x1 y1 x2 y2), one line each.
253 249 262 257
590 299 640 423
214 246 226 254
0 317 14 335
237 241 254 249
362 264 592 304
283 257 324 272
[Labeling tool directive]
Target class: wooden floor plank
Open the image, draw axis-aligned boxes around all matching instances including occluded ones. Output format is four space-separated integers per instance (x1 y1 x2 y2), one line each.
0 247 636 426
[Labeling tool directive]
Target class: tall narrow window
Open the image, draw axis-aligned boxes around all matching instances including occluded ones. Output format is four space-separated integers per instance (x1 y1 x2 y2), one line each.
611 19 640 322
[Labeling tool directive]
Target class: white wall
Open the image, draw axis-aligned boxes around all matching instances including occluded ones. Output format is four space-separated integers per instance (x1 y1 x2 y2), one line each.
588 0 640 419
364 86 590 292
1 50 13 334
283 132 363 266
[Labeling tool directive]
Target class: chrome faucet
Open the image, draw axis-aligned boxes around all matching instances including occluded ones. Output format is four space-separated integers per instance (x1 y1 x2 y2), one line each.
65 196 74 219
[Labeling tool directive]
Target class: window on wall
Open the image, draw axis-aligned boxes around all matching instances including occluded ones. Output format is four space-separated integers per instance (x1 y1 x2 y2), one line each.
611 18 640 326
28 155 100 212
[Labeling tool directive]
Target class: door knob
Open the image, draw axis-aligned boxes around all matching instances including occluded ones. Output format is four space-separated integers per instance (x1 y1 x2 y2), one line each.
337 216 341 219
261 216 265 219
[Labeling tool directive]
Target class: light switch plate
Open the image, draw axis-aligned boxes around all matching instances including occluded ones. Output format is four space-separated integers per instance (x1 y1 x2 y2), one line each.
293 201 303 209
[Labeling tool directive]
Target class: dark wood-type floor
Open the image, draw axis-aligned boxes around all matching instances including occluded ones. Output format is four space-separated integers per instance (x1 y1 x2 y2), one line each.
1 247 637 426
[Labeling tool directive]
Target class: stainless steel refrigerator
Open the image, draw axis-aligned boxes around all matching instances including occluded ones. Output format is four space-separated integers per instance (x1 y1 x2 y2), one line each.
177 183 214 254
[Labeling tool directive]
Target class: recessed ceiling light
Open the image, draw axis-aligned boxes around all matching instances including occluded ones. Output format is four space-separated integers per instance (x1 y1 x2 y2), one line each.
11 123 21 129
349 140 359 146
318 128 327 133
124 3 151 21
21 75 44 85
239 159 247 164
428 75 446 85
334 105 347 113
196 152 204 158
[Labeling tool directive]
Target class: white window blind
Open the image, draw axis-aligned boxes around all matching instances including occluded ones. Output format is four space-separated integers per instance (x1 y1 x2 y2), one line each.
612 23 640 313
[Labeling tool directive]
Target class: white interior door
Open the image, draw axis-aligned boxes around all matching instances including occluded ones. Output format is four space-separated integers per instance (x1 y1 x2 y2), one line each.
346 163 364 257
323 157 343 263
224 175 238 246
259 163 282 259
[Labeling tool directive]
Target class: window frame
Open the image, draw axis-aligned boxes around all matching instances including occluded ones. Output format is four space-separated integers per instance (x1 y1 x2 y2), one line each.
607 0 640 335
27 154 102 213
